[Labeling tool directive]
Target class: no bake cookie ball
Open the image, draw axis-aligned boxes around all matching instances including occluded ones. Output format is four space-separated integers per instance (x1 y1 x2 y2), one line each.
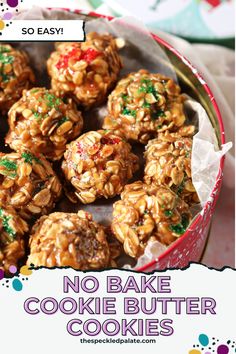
0 151 62 220
62 130 139 204
47 32 123 109
0 205 28 273
103 69 186 144
0 44 35 113
5 88 83 161
144 130 199 205
27 210 110 270
111 181 191 258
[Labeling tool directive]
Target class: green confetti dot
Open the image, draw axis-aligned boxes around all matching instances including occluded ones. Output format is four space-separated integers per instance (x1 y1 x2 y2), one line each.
164 210 173 217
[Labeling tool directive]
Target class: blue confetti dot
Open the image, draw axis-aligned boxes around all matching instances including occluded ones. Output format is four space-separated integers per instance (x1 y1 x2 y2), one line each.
199 334 209 347
12 278 23 291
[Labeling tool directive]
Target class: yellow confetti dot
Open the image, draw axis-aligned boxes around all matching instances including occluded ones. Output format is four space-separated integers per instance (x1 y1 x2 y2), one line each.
189 350 201 354
20 265 32 276
0 20 5 30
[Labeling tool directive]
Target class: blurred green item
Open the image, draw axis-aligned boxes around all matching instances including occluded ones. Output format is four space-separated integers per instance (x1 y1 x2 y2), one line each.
87 0 234 49
88 0 103 8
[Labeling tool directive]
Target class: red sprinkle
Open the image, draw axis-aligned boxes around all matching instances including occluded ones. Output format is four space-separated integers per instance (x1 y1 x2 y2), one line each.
80 48 102 63
77 142 84 154
101 136 121 145
56 47 102 70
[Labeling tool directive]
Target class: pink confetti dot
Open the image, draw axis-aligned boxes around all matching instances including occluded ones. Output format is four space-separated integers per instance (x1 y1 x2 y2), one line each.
3 12 13 20
9 265 17 274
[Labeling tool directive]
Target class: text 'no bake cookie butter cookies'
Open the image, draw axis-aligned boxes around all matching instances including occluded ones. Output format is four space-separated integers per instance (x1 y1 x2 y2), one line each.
0 205 28 273
103 69 186 144
47 32 123 109
0 44 35 114
5 88 83 161
0 151 62 220
62 130 139 204
111 181 191 258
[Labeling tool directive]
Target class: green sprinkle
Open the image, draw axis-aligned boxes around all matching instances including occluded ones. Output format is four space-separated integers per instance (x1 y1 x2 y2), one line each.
147 85 156 95
176 180 185 196
0 45 10 53
141 78 151 85
143 101 151 108
164 210 173 217
170 214 189 235
157 110 165 117
31 89 40 93
121 94 129 101
33 111 44 121
57 117 69 127
33 111 40 118
0 158 17 178
1 72 10 83
122 107 136 117
44 93 62 109
0 50 15 82
143 210 149 215
0 208 16 240
138 86 147 93
151 110 166 121
138 78 158 97
21 152 41 165
0 158 17 171
55 98 61 106
0 53 14 65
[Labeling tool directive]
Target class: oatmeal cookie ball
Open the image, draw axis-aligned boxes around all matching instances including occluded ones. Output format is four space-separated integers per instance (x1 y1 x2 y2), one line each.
0 44 35 113
0 205 28 273
0 151 62 220
144 130 199 205
5 88 83 161
103 69 186 144
111 181 191 258
62 130 139 204
27 210 110 270
47 32 123 109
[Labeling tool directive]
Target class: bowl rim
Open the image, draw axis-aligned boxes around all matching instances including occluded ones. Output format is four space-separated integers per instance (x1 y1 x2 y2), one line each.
48 7 226 272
